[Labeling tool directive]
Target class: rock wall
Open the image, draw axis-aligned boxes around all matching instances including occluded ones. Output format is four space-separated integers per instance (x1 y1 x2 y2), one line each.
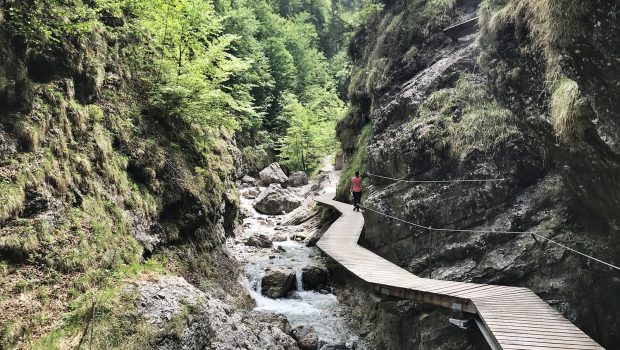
336 0 620 348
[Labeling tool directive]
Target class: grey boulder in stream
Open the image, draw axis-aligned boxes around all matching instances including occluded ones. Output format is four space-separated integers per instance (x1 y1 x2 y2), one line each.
259 162 289 186
292 325 319 350
244 233 273 248
261 269 297 298
301 266 328 291
253 184 302 215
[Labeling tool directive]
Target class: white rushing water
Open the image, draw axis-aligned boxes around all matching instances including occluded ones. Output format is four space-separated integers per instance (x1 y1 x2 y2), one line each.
228 165 360 348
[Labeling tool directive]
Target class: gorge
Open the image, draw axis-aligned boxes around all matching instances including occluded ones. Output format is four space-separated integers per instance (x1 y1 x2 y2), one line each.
1 0 619 349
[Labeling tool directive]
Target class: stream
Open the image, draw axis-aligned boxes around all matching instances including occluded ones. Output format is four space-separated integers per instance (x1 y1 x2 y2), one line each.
227 163 360 348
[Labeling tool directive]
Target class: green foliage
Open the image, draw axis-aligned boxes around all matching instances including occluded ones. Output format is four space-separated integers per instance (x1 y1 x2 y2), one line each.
353 0 384 27
0 179 25 224
336 124 371 201
135 0 255 148
45 198 143 273
278 93 343 172
263 37 298 96
3 0 101 50
216 0 357 164
161 301 203 340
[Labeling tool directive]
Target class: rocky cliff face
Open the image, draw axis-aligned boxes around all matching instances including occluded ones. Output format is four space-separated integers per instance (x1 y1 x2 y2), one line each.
336 0 620 348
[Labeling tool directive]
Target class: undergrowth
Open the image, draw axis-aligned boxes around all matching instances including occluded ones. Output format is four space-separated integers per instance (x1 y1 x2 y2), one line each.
33 259 165 350
336 124 372 202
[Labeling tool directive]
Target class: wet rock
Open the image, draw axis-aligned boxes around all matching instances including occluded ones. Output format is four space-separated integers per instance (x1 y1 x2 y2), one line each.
259 163 289 186
292 325 319 350
22 186 49 217
306 232 323 247
244 234 273 248
230 145 245 180
242 187 260 199
240 206 252 219
288 171 309 187
273 233 288 242
253 184 302 215
292 233 307 241
274 245 287 253
302 266 328 291
262 269 297 298
241 175 256 184
320 344 349 350
285 200 318 225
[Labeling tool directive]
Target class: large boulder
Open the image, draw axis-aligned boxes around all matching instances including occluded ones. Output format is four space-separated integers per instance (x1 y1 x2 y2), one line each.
133 276 300 349
240 175 256 188
244 234 273 248
242 187 260 199
292 325 319 350
262 269 297 298
259 163 289 186
242 146 272 175
253 184 302 215
301 266 328 291
287 171 309 187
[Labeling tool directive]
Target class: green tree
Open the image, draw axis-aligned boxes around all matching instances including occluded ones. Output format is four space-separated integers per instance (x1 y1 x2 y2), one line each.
136 0 258 150
278 92 343 171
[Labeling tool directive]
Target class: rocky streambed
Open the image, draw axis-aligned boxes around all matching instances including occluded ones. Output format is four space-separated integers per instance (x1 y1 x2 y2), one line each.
228 162 361 349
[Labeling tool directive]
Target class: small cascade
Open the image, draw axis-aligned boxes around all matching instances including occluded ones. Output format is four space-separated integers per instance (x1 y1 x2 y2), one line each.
295 269 304 292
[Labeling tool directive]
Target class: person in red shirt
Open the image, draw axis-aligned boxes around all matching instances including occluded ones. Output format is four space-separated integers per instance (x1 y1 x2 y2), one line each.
351 171 363 211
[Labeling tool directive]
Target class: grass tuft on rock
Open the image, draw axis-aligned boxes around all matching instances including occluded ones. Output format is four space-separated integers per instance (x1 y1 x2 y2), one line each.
0 180 25 224
415 74 519 160
448 103 517 158
482 0 589 62
550 77 584 142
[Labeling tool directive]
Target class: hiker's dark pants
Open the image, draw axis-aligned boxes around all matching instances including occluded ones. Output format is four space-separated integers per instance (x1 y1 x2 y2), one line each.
352 191 362 208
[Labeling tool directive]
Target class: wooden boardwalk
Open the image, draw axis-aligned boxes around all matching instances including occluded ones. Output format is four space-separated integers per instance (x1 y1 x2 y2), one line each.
315 192 604 350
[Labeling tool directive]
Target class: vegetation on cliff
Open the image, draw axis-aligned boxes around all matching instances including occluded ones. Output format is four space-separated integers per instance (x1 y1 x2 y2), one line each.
0 0 364 348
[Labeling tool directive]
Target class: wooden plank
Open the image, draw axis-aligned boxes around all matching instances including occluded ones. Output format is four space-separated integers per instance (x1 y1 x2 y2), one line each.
497 338 602 350
481 322 587 334
495 334 604 346
479 312 567 320
482 315 582 328
490 330 596 341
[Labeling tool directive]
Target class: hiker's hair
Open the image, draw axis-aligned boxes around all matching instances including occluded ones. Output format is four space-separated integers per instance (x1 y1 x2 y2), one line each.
355 171 360 177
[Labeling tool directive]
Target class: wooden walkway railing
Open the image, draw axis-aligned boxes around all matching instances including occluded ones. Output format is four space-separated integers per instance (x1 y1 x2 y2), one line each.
315 192 604 350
